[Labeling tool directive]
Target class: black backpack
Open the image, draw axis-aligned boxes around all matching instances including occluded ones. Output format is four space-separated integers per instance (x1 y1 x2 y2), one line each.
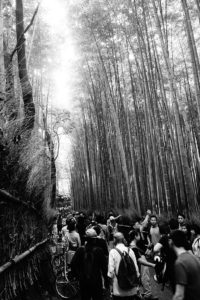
115 248 138 290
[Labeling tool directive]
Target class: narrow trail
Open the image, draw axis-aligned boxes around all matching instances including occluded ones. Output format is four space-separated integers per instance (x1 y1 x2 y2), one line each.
149 268 172 300
47 269 173 300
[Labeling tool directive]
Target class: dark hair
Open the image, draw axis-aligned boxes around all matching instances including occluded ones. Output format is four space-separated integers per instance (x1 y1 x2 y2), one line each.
133 216 142 224
177 213 185 219
128 229 140 241
159 222 170 235
108 211 114 218
191 224 200 235
68 221 76 232
180 222 188 229
150 215 157 220
170 230 188 248
96 215 106 224
169 218 179 230
93 225 101 236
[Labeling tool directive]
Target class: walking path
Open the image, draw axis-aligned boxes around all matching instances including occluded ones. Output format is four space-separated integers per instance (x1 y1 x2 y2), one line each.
149 268 172 300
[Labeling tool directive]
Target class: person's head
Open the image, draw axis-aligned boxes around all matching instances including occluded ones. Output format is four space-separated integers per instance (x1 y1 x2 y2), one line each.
180 223 191 240
85 228 97 240
74 212 80 219
169 218 179 231
180 223 188 233
68 219 76 232
85 228 97 246
132 216 142 229
159 222 170 235
93 225 101 236
108 211 114 218
177 213 185 225
150 215 158 227
190 224 200 236
169 230 188 253
109 216 116 224
79 211 85 218
113 232 125 246
129 229 140 242
96 214 106 224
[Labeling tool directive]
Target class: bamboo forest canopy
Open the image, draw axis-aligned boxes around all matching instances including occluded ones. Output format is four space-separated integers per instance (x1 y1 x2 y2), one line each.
1 0 200 221
68 0 200 217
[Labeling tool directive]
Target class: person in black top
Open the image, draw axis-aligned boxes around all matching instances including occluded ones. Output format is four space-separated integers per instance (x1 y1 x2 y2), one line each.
76 212 87 245
71 228 109 300
129 229 158 300
93 225 109 257
154 222 177 291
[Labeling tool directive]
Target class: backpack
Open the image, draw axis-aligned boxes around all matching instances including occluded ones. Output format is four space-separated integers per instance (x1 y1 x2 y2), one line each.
115 248 138 290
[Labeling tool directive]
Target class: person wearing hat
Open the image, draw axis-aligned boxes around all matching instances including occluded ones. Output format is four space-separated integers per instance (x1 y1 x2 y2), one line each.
71 228 109 300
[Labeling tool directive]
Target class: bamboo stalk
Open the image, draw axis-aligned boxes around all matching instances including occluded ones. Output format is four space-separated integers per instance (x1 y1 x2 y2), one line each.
0 189 37 213
0 239 48 275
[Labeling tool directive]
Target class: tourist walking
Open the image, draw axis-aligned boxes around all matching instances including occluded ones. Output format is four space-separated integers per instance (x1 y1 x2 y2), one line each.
71 228 109 300
108 232 140 300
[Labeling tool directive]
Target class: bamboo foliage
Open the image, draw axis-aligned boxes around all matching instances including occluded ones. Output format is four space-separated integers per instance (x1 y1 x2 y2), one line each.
69 0 200 217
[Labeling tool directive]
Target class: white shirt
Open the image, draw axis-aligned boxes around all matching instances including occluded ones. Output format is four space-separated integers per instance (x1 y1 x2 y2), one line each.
108 243 140 296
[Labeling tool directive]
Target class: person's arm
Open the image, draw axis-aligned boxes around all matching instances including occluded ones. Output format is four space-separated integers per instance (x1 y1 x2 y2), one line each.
77 233 81 247
140 210 151 229
138 257 155 268
107 250 115 279
172 284 185 300
99 250 109 289
154 242 163 253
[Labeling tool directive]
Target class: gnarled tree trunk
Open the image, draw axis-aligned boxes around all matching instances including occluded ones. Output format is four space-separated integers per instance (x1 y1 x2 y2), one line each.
15 0 35 132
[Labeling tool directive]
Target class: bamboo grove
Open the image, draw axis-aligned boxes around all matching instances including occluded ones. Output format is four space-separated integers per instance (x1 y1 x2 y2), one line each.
69 0 200 217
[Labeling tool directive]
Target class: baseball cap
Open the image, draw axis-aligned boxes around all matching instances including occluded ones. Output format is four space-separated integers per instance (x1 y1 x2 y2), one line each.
85 228 97 238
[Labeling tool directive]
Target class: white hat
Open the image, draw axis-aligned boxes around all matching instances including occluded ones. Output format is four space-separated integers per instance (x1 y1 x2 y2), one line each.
85 228 97 238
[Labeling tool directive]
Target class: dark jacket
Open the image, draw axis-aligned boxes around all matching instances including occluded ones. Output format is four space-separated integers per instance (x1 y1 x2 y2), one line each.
71 239 109 289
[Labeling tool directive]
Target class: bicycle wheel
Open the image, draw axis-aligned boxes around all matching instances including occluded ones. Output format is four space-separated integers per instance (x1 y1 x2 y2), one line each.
56 278 78 299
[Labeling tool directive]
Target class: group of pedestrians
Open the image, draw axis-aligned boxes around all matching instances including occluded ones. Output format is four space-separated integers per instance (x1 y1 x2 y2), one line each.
52 210 200 300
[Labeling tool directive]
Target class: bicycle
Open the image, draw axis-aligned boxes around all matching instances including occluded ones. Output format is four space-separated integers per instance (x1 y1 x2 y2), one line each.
51 240 79 299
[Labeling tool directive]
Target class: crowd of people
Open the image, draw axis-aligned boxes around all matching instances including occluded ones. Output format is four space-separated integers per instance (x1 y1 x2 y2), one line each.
52 210 200 300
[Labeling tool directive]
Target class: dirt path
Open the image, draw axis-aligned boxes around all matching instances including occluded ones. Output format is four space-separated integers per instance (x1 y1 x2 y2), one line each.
49 272 173 300
149 268 173 300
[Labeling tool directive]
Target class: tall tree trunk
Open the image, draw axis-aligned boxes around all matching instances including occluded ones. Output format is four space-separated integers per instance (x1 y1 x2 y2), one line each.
15 0 35 132
181 0 200 122
0 0 4 104
194 0 200 24
151 0 196 213
43 114 57 208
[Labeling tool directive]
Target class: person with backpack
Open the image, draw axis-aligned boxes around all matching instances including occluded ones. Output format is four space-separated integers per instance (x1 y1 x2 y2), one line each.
108 232 140 299
71 228 109 300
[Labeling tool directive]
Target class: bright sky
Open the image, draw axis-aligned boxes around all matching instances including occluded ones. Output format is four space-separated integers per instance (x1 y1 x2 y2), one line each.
39 0 79 195
40 0 79 112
